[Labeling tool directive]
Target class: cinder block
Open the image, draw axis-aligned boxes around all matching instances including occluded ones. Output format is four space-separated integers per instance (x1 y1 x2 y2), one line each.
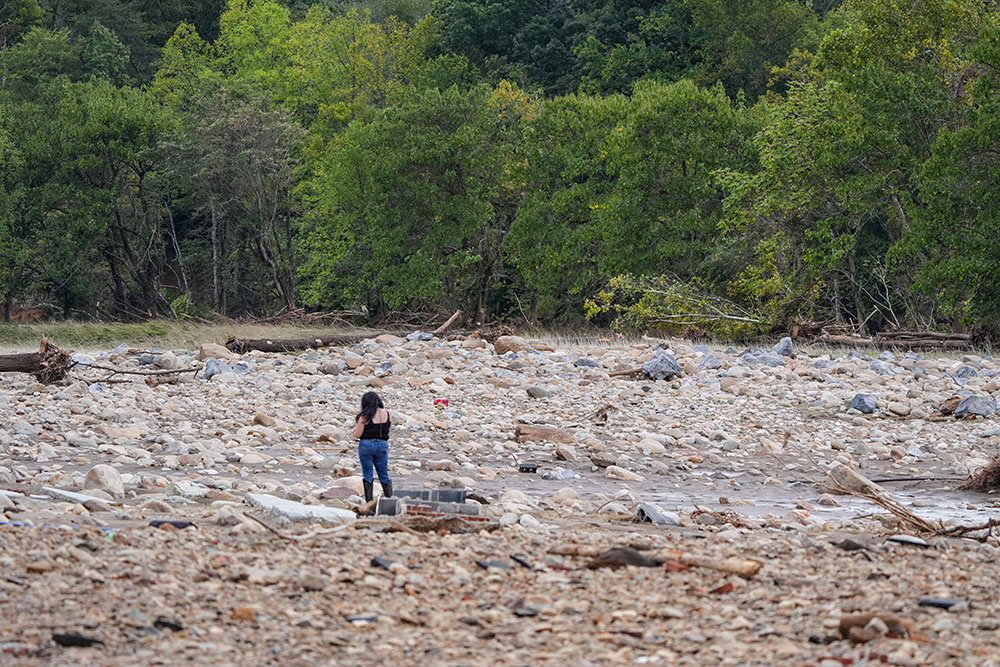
395 489 468 503
375 497 480 517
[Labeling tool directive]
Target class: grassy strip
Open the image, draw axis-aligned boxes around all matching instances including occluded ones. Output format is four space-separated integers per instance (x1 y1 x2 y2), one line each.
0 320 377 352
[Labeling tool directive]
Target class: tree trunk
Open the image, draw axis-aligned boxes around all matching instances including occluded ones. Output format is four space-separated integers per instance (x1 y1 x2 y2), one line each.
226 334 371 354
211 202 221 313
0 339 71 383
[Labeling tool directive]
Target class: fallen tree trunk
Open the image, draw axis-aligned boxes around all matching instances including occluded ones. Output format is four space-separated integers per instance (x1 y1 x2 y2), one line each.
225 334 369 354
609 366 644 377
549 543 761 578
0 339 71 383
815 334 969 350
654 548 761 578
877 330 969 342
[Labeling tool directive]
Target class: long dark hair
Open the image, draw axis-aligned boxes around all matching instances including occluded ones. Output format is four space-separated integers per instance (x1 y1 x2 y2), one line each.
357 391 384 423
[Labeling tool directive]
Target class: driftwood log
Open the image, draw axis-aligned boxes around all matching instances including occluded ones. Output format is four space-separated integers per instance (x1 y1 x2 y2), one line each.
226 311 466 353
225 334 369 354
432 310 462 335
0 339 71 383
815 332 970 350
549 544 761 578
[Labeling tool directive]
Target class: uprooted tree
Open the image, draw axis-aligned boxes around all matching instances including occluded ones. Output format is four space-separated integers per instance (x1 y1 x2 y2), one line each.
0 338 71 383
585 274 769 338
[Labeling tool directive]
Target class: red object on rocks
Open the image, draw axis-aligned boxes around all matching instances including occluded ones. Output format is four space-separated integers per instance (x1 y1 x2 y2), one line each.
434 399 449 407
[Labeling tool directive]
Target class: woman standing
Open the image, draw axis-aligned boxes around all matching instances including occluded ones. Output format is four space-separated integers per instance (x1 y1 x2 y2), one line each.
352 391 392 503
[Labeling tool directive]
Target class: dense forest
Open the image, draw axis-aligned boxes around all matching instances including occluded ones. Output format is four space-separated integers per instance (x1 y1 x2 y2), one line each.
0 0 998 336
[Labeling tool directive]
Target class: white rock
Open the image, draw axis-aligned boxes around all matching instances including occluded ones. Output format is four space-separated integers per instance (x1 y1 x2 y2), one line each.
246 493 354 522
551 487 579 504
499 512 519 527
637 438 666 455
606 465 644 481
83 464 124 498
43 487 117 505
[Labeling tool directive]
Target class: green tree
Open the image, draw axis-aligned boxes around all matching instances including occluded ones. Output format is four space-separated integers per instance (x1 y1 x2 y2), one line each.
6 79 176 318
299 81 535 321
507 92 627 321
891 26 1000 329
164 89 306 314
0 0 43 50
0 27 80 100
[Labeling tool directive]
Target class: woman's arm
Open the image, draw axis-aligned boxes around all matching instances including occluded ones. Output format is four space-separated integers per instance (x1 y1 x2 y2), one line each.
352 416 365 439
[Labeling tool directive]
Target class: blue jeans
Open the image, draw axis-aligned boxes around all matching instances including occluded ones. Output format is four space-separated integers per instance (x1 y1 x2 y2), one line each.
358 439 390 484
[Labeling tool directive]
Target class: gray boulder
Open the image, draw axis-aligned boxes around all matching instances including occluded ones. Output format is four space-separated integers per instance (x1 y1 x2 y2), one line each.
643 351 682 381
869 360 902 376
955 396 997 418
202 357 252 380
849 393 878 414
954 366 979 379
699 354 723 370
770 336 794 357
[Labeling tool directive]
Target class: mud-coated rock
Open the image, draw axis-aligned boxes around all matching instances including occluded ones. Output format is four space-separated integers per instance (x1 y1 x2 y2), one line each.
199 343 234 360
494 336 531 355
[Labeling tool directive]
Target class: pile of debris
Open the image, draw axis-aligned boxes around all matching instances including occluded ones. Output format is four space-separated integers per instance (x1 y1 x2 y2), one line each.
374 489 496 533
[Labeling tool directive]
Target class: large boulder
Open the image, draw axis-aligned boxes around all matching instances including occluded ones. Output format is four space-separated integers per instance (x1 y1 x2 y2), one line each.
494 335 531 355
955 395 997 419
642 351 682 381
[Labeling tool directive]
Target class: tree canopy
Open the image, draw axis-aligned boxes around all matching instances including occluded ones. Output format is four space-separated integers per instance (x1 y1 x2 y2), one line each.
1 0 999 338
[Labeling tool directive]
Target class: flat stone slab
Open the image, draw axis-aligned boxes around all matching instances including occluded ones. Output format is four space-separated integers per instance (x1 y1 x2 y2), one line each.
246 493 355 522
636 502 681 526
43 487 119 505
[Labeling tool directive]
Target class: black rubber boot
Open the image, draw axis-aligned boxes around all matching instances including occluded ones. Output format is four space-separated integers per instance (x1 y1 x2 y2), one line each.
363 480 374 503
380 480 393 498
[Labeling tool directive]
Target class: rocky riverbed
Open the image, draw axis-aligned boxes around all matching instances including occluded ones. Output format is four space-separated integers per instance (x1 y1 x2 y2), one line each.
2 332 1000 664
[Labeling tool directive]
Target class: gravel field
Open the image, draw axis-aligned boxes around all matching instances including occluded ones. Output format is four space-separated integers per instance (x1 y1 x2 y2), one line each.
2 332 1000 665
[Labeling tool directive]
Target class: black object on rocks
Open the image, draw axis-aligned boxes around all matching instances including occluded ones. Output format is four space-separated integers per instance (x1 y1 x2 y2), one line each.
53 633 105 647
587 547 664 569
918 597 962 610
153 617 183 632
512 599 540 617
510 554 533 569
149 519 196 530
370 556 396 570
518 463 538 473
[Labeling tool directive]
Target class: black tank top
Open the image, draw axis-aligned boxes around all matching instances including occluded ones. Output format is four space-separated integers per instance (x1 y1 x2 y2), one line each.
360 412 391 440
